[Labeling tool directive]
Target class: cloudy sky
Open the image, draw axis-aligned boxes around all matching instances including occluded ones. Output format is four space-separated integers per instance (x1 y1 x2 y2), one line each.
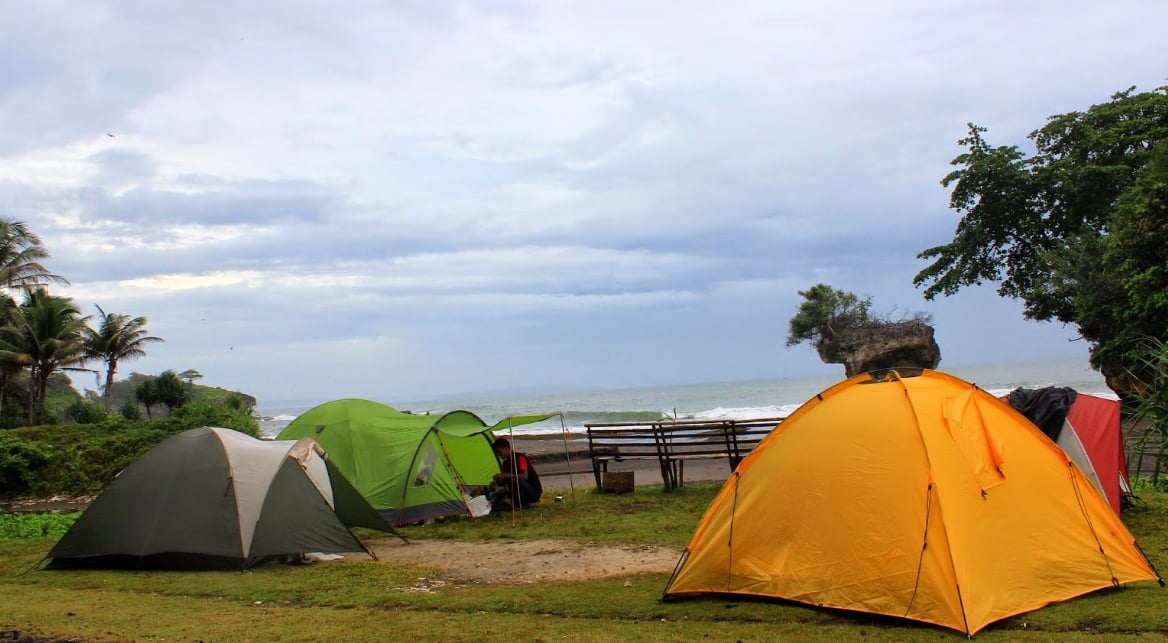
2 1 1164 408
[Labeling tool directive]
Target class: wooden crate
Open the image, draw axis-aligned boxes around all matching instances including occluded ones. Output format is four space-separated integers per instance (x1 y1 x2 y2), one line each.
601 471 634 493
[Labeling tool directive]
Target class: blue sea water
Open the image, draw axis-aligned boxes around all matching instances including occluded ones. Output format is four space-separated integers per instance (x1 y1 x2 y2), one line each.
256 357 1110 439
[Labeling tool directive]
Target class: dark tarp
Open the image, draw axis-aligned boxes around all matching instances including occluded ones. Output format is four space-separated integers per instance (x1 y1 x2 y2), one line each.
1006 386 1078 441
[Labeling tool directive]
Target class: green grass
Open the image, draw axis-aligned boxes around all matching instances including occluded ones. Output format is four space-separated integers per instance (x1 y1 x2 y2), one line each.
390 484 717 546
0 511 78 539
3 484 1168 641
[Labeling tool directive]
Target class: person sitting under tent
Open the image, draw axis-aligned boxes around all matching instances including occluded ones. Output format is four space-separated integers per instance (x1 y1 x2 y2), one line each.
489 438 542 512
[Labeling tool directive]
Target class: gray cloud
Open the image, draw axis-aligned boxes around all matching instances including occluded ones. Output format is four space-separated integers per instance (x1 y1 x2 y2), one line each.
2 0 1163 405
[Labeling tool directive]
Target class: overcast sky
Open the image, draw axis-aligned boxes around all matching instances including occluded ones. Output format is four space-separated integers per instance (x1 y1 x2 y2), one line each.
2 1 1164 408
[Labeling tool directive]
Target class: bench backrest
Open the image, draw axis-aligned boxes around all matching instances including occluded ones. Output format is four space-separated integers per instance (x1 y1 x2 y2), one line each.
585 417 784 462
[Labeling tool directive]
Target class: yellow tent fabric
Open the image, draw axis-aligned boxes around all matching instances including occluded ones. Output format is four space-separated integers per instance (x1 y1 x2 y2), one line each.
663 369 1160 635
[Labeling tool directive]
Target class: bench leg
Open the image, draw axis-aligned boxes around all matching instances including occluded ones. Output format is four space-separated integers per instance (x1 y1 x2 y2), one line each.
658 458 675 491
665 459 683 491
592 460 607 491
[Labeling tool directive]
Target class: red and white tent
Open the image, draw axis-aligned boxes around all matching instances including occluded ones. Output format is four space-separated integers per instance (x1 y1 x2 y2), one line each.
1005 387 1131 513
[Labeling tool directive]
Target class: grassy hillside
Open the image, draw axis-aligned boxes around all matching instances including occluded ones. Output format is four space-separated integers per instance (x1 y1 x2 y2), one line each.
79 371 257 412
0 403 260 499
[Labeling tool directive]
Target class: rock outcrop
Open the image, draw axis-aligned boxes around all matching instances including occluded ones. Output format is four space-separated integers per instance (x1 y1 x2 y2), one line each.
238 392 258 411
839 319 942 378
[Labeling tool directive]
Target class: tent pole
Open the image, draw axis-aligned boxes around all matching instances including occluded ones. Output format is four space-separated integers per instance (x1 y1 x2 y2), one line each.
504 421 519 524
557 411 579 504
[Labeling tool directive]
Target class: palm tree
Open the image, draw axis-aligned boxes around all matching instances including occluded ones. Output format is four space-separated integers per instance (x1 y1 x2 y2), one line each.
0 218 69 292
82 305 164 412
0 289 88 424
0 219 74 425
0 294 25 417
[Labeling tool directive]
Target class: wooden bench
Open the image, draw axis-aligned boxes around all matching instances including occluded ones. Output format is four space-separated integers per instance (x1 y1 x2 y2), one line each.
585 417 784 491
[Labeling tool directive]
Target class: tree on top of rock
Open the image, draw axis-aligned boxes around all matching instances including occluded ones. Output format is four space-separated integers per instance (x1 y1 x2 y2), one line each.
787 283 940 377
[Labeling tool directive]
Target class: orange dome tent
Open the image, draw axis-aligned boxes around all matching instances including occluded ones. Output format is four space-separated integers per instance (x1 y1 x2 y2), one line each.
663 369 1160 635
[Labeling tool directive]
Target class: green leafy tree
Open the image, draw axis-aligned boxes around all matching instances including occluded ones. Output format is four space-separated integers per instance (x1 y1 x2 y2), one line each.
914 85 1168 391
1093 144 1168 390
0 289 88 425
82 305 164 412
134 376 160 419
786 284 872 365
178 368 203 394
154 369 188 413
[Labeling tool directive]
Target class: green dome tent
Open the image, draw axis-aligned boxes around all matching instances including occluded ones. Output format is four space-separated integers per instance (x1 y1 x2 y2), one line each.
276 399 554 525
45 427 396 570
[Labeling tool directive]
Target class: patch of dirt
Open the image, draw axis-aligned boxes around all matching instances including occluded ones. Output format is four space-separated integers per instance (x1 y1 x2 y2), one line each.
0 496 93 513
365 538 681 584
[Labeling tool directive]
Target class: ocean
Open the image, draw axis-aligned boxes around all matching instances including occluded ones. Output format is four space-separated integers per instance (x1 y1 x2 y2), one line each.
256 357 1111 439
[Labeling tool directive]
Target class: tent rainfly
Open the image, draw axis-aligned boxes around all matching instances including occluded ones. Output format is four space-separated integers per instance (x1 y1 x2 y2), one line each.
1005 386 1132 513
276 399 554 525
45 427 396 570
663 369 1161 636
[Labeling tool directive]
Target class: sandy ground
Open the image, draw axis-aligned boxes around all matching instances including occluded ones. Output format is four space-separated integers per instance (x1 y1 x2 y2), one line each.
363 538 681 585
351 436 718 585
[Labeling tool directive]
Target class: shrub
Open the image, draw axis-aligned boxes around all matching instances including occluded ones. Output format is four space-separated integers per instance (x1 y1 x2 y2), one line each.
159 402 260 438
0 402 263 499
0 433 54 496
225 393 245 410
119 399 143 421
1128 337 1168 436
66 398 108 424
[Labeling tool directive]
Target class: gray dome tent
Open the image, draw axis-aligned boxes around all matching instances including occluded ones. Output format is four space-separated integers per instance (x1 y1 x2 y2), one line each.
45 427 397 570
